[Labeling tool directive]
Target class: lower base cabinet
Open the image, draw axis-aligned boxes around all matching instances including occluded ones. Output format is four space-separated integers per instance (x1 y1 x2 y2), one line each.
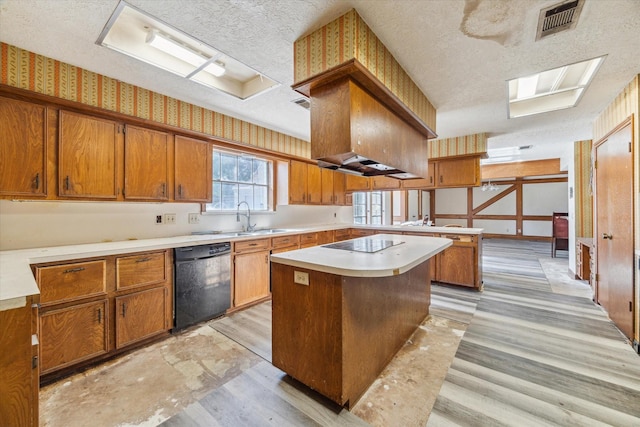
40 300 109 374
438 245 476 287
233 248 270 307
115 287 168 349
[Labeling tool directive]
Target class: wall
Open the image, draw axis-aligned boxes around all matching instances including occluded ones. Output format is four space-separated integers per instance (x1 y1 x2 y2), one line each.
429 133 487 159
0 200 352 250
0 43 310 158
592 74 639 347
432 182 568 237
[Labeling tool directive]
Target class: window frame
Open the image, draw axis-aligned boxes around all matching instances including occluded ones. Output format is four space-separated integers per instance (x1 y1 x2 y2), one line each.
205 148 274 213
353 190 385 225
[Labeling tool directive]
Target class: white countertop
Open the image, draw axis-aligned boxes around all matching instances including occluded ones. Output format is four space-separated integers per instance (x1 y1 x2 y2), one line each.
0 224 480 311
270 234 452 277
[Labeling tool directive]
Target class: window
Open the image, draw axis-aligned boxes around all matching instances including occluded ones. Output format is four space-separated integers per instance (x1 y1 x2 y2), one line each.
205 150 272 212
353 191 384 225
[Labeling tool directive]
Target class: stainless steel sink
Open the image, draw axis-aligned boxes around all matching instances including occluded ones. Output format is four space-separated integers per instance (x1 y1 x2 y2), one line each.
216 228 300 237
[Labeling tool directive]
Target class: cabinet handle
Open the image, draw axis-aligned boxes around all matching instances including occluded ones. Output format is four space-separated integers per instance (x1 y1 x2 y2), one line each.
249 243 258 246
161 183 166 196
97 307 102 323
178 184 182 198
135 257 152 263
602 233 612 240
65 176 70 191
63 267 85 274
429 176 433 184
33 173 40 190
439 176 443 184
122 302 127 317
32 356 38 369
265 254 268 263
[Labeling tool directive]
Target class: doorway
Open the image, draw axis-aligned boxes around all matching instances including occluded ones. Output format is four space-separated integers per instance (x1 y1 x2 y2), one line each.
594 120 634 339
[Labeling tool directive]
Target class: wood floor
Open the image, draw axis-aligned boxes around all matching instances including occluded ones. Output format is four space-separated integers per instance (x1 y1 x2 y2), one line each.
160 239 640 426
40 239 640 426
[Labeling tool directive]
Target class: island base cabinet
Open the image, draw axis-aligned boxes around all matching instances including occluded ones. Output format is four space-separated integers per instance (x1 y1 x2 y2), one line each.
271 261 430 408
438 245 476 287
115 287 168 349
40 299 109 374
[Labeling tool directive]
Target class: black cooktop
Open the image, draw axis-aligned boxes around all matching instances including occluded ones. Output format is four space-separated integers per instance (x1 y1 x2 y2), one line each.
322 239 404 253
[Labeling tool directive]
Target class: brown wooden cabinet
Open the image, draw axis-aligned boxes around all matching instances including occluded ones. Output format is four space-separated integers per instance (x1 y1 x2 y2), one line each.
438 244 476 287
124 125 169 200
0 96 47 197
34 249 173 378
333 172 347 205
299 232 319 248
174 135 212 202
59 111 120 199
334 228 352 241
289 160 308 204
233 238 271 308
345 174 371 192
576 238 593 284
434 157 480 188
321 168 335 204
372 176 401 190
306 164 322 205
0 297 39 427
115 287 168 348
40 300 109 374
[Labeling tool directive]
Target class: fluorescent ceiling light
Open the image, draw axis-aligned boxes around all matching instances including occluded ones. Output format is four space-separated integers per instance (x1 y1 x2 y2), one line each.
203 61 225 77
146 30 206 68
481 145 532 165
96 0 278 100
507 56 605 118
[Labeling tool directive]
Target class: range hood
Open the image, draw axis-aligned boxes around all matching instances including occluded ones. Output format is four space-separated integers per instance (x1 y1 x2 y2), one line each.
308 75 433 179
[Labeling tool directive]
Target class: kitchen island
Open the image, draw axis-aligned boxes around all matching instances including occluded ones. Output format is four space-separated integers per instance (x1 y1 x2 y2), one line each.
270 234 451 408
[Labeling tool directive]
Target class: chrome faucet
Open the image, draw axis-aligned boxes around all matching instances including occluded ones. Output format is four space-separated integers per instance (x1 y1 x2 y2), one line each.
236 201 256 232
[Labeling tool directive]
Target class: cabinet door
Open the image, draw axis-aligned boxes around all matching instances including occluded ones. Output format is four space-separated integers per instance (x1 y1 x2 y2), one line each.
345 174 371 191
372 176 401 190
0 97 47 197
289 160 307 204
438 245 475 287
306 164 322 204
320 168 335 204
175 135 211 202
234 250 270 307
333 172 346 205
115 287 168 348
59 111 118 199
436 157 480 188
401 166 435 189
40 299 108 374
124 125 168 200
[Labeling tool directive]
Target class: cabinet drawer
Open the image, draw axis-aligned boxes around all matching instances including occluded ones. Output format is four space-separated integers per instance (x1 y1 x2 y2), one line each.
234 238 270 253
37 260 107 304
441 234 474 243
334 229 351 241
299 232 318 246
116 251 166 290
272 235 300 249
350 229 375 237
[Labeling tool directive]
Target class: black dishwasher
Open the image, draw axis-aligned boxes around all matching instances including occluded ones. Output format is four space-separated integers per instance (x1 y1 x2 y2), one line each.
174 243 231 331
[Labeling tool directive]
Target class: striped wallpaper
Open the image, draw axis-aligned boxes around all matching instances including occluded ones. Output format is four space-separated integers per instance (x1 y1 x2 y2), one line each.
0 42 311 158
574 140 593 238
428 133 487 159
293 9 437 132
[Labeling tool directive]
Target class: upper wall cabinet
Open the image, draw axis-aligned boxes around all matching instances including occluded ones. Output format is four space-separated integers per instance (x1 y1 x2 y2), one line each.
124 125 169 201
59 111 120 199
436 157 480 188
174 135 212 202
0 96 47 197
289 160 308 204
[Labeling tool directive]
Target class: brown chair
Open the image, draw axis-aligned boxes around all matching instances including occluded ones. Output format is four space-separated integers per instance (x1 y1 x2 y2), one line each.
551 212 569 257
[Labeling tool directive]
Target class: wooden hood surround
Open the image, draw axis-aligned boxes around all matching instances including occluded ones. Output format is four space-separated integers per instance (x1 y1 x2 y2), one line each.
292 9 437 179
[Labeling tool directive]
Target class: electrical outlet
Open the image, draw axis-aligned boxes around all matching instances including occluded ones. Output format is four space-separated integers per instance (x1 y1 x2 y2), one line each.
155 215 163 224
294 271 309 286
164 213 176 224
188 213 200 224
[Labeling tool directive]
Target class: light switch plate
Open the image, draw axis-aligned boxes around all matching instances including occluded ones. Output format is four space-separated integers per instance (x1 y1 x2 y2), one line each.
164 213 176 224
294 271 309 286
188 213 200 224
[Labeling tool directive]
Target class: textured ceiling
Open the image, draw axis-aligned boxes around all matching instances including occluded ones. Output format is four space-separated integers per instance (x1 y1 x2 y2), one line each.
1 0 640 162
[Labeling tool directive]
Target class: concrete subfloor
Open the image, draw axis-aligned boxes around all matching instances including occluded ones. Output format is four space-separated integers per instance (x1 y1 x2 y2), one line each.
39 312 465 427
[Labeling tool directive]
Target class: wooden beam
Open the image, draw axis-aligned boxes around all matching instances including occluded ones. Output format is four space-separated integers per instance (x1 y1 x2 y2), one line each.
472 185 516 215
481 158 567 179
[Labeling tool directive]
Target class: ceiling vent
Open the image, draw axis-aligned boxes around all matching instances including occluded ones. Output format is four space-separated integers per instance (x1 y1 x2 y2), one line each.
292 97 310 110
536 0 584 41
